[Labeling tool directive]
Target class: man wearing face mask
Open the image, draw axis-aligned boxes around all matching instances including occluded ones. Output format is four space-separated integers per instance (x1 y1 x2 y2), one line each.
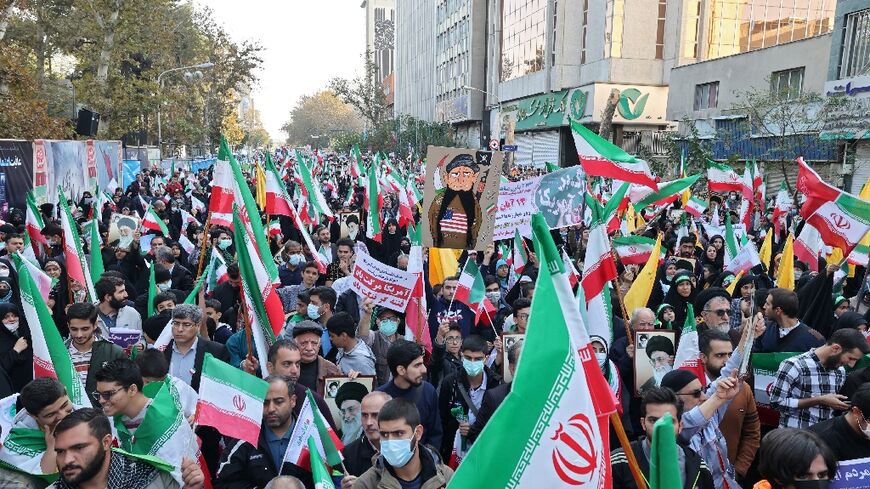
354 398 453 489
154 246 194 293
357 299 403 386
809 384 870 461
436 335 501 463
278 241 305 287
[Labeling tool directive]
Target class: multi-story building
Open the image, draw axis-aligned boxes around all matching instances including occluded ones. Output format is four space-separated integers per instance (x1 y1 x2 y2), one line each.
394 2 436 121
667 0 839 188
821 0 870 194
362 0 396 105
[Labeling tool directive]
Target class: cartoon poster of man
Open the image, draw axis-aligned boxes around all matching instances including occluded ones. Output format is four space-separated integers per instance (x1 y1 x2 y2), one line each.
422 147 504 250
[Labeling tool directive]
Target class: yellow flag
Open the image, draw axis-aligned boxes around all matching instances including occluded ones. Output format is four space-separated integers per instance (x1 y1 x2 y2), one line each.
636 210 647 230
828 247 844 267
428 247 461 286
776 233 795 290
254 161 267 211
626 204 637 233
624 234 663 315
726 270 744 295
759 231 773 270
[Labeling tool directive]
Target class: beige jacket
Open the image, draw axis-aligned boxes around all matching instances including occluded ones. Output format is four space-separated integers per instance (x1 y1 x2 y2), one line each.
354 446 453 489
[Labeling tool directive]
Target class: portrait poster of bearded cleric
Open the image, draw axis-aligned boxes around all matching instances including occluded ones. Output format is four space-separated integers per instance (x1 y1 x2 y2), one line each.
422 147 504 250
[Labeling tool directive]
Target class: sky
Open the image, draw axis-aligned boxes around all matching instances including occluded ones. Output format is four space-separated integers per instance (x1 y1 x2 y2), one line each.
199 0 367 142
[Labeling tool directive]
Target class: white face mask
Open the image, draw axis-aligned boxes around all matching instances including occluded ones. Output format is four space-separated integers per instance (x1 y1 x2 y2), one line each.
3 321 19 333
595 352 608 367
861 415 870 439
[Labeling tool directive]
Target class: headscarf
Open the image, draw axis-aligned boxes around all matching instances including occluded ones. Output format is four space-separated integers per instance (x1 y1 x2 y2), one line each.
662 272 696 328
834 311 868 333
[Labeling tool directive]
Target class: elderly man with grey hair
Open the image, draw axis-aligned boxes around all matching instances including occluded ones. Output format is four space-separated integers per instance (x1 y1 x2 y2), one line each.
154 244 195 292
162 304 230 392
264 476 306 489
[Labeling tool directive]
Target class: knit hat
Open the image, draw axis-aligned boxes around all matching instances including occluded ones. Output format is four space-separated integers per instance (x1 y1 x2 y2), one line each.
660 369 698 393
496 259 508 270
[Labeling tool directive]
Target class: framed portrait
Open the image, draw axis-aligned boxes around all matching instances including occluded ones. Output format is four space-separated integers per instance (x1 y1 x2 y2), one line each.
339 212 361 240
109 213 141 249
634 330 676 397
322 376 376 436
501 333 524 383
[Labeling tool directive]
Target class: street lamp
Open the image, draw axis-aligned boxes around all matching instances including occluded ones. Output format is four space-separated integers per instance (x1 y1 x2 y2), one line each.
157 62 214 160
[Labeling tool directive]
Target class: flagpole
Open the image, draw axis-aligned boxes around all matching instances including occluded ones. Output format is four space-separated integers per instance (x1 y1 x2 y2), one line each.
241 294 254 362
611 412 649 489
195 212 212 279
608 242 633 345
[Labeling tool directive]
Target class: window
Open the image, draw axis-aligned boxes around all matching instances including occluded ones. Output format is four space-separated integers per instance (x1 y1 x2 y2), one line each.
839 9 870 79
501 0 548 81
694 82 719 110
605 0 625 58
770 67 804 99
580 0 589 64
655 0 667 59
683 0 700 59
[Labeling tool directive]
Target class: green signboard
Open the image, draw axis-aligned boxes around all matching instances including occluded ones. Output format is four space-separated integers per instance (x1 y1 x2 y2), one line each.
509 89 589 131
617 88 649 120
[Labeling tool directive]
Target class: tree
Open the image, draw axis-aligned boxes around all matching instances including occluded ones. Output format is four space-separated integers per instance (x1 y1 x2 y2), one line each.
221 105 244 148
328 50 388 128
282 89 362 147
0 44 72 138
663 118 713 179
240 106 269 149
331 115 457 160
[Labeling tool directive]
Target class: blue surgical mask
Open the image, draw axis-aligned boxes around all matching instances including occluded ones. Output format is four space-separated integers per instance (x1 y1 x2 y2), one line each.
462 358 484 377
380 436 416 468
157 281 171 292
289 254 303 266
307 304 321 320
218 239 232 250
379 319 399 336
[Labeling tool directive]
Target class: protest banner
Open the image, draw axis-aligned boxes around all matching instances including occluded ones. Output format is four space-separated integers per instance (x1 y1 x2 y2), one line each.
350 250 417 312
492 165 587 239
422 146 504 250
0 140 35 210
833 457 870 489
108 328 142 349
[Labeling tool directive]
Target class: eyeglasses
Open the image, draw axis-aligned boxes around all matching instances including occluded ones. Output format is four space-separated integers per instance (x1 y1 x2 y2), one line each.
172 320 197 329
515 313 530 320
676 388 704 399
92 387 124 401
445 337 462 344
704 309 730 318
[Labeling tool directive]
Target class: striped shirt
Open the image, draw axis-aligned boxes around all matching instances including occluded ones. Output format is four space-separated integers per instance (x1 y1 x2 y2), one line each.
440 209 468 233
68 344 92 387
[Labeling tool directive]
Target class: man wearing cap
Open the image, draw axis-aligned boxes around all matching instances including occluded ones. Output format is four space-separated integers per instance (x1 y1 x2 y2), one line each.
291 320 342 396
428 153 482 249
334 381 369 445
661 344 742 489
638 334 674 395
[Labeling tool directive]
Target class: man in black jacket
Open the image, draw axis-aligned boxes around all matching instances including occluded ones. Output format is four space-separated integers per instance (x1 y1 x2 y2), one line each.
214 375 314 489
437 335 502 462
341 391 392 478
611 387 714 489
161 304 230 392
154 245 194 293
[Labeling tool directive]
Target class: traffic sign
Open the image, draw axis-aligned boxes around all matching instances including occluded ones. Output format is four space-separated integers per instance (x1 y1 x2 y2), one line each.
502 145 517 152
489 139 499 151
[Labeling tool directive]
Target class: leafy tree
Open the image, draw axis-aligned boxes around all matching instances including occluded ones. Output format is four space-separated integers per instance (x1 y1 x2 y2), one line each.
281 89 362 147
0 44 72 138
328 50 388 128
240 105 270 149
221 106 244 148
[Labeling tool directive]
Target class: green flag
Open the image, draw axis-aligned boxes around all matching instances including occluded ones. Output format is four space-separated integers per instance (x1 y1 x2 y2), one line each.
545 161 560 172
88 221 104 284
307 436 336 489
147 263 157 318
649 412 681 489
308 390 343 466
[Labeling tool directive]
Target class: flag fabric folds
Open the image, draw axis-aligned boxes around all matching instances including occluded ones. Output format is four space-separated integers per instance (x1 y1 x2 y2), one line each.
196 353 269 447
624 234 663 316
570 120 657 189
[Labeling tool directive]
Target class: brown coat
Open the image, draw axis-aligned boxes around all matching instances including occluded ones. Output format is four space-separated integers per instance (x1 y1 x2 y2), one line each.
720 382 760 477
427 191 481 249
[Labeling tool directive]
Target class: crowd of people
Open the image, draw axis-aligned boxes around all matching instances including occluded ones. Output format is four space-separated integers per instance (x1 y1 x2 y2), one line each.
0 146 867 489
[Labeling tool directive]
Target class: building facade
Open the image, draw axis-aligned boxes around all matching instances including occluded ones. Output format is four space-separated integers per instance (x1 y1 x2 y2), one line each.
394 2 436 121
821 0 870 195
362 0 396 105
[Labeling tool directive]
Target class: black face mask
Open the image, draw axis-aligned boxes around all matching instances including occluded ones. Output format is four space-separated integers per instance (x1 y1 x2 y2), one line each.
790 480 831 489
400 244 411 254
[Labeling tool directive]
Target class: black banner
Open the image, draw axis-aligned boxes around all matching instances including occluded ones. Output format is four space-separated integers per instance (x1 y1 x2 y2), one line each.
0 139 34 213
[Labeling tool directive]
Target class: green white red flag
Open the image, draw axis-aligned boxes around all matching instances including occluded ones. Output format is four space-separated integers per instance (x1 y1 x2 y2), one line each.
232 208 282 377
284 390 344 470
142 204 170 236
613 235 664 265
297 150 334 223
365 161 382 242
632 173 702 210
507 228 528 290
16 257 86 406
455 258 496 324
264 153 294 217
209 140 236 227
307 436 336 489
673 303 706 384
724 239 761 275
581 220 617 353
450 213 616 487
570 120 657 188
796 157 870 255
684 196 708 218
25 191 47 247
705 160 744 194
772 182 792 237
289 202 327 274
350 144 364 184
406 245 432 353
87 219 104 286
197 353 269 447
794 222 822 273
58 188 96 303
10 253 52 303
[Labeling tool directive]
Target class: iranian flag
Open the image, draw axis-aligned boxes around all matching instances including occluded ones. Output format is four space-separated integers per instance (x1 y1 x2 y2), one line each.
602 182 630 233
796 157 870 256
179 209 199 233
511 228 528 276
122 377 200 486
205 247 229 294
264 153 294 217
570 119 657 189
613 235 664 265
59 189 96 303
16 258 86 406
233 209 282 376
289 203 327 275
365 162 382 242
297 150 334 222
396 181 414 228
25 192 47 247
268 219 282 237
794 222 823 273
564 249 581 288
209 140 236 227
405 245 432 353
737 162 754 229
191 195 206 215
684 196 708 218
705 160 744 194
673 303 705 382
772 182 792 237
450 213 616 488
455 259 496 324
633 173 702 210
284 390 344 471
724 239 761 275
350 144 364 184
582 221 617 352
142 205 170 236
10 253 52 309
197 353 269 447
87 220 104 285
723 213 739 264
